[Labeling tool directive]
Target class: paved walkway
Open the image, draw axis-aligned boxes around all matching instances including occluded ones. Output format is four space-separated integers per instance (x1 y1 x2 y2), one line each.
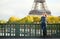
0 38 60 39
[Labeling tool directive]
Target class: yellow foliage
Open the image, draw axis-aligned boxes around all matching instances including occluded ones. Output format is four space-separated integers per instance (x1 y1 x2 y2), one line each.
19 17 26 23
0 20 7 24
8 15 60 24
47 16 55 23
18 16 33 23
33 16 40 22
56 16 60 23
47 16 60 24
8 16 20 23
26 16 33 22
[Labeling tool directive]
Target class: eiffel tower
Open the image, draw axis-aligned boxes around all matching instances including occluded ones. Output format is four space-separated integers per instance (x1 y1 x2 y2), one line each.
29 0 51 15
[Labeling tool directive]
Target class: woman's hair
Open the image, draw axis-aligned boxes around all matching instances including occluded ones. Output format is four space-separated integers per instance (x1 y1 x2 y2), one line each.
45 14 47 17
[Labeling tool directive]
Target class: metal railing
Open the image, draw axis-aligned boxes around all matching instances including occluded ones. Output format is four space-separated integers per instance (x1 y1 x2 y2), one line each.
0 23 60 38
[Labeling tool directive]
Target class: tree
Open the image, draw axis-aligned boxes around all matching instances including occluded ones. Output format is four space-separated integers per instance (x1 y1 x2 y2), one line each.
0 20 7 24
8 16 20 23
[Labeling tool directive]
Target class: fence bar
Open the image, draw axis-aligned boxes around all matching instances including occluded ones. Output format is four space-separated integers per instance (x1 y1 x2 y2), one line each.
15 24 20 37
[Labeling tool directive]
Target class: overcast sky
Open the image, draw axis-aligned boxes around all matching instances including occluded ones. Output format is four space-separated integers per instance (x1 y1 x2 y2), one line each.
0 0 60 20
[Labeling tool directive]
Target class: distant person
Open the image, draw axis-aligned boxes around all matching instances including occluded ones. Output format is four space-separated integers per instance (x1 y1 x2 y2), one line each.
41 13 47 37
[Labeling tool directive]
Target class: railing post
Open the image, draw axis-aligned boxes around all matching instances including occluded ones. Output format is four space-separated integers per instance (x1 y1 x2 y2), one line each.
29 24 31 36
15 24 20 37
35 24 36 37
24 24 25 37
40 24 42 36
4 24 6 36
10 24 11 37
56 24 58 37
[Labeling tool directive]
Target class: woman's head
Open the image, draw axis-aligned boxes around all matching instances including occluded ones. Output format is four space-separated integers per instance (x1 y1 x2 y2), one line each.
42 13 47 17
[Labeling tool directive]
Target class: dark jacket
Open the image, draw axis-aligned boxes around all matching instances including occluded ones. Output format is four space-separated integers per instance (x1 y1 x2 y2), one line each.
41 16 46 30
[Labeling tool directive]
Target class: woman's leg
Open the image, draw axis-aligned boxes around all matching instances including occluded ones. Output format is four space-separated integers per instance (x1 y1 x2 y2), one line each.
43 28 47 37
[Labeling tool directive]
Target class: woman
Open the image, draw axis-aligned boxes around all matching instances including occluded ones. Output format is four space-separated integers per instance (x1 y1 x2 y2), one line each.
41 13 47 37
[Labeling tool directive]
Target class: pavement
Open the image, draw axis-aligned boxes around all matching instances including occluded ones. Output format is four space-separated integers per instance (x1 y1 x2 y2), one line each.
0 38 60 39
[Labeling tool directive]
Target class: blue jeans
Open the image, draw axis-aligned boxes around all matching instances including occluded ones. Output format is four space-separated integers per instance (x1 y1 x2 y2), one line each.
41 23 47 37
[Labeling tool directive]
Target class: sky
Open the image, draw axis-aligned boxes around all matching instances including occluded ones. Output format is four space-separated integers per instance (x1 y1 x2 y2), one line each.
0 0 60 20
